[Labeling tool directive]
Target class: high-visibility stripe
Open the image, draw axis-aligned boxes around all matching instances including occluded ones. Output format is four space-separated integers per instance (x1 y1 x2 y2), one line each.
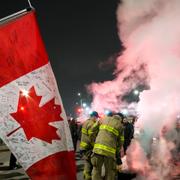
94 143 116 154
100 124 119 136
88 129 93 135
81 128 88 135
92 122 99 128
88 122 99 135
83 170 91 180
82 128 94 135
80 141 89 149
120 135 124 142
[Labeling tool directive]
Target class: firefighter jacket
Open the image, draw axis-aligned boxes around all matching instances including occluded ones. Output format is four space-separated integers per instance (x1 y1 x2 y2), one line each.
93 115 124 160
80 118 99 151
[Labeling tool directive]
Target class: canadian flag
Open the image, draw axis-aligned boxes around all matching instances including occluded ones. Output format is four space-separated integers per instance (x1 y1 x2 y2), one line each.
0 9 76 179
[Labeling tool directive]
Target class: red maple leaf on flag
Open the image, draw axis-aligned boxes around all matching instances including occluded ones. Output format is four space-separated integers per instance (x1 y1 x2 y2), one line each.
10 86 63 143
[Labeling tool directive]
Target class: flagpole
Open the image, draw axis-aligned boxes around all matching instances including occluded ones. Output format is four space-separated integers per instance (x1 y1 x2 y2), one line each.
0 8 33 24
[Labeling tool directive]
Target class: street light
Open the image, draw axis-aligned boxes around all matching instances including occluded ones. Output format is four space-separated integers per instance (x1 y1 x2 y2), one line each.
77 92 82 107
82 103 87 108
105 110 110 115
133 89 139 96
121 109 128 116
85 107 90 111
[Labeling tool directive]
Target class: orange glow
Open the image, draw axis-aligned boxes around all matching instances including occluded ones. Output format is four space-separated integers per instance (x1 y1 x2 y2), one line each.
99 113 105 119
20 106 24 111
77 108 83 113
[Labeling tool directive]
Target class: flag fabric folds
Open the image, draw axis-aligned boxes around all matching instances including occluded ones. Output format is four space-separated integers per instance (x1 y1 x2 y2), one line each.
0 9 76 180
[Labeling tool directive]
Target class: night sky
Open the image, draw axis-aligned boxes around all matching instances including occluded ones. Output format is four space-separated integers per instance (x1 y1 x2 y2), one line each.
0 0 122 116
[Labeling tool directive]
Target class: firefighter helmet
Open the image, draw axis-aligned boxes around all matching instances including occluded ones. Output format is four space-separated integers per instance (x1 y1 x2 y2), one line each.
90 111 99 118
116 112 125 119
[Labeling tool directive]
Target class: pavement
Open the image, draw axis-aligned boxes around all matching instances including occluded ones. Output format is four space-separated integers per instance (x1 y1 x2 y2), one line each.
1 143 178 180
0 144 29 180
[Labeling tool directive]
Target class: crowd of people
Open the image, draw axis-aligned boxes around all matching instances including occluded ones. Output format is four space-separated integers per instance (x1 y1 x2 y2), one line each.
68 111 136 180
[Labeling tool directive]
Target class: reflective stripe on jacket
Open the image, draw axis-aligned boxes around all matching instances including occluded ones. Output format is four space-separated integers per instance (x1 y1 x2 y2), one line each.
80 118 97 151
100 124 119 136
93 115 124 158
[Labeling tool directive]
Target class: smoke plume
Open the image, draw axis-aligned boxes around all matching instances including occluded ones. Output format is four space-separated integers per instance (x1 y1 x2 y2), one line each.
88 0 180 178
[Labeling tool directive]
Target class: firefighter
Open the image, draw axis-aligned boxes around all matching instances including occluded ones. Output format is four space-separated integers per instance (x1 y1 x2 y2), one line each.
91 113 124 180
80 111 99 180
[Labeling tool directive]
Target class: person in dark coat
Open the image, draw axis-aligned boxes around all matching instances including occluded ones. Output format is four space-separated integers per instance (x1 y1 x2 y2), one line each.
123 116 135 154
69 118 78 152
9 153 17 170
118 116 137 180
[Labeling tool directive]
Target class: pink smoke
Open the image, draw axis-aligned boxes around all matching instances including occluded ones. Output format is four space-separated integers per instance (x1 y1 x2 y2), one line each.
88 0 180 178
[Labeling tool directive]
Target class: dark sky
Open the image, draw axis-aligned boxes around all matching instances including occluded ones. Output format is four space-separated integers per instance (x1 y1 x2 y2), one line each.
0 0 122 116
